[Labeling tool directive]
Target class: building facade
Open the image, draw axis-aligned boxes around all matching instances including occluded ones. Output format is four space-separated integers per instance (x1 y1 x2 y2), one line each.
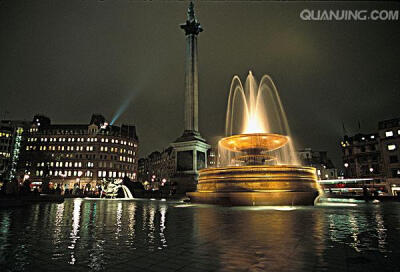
137 147 175 190
341 133 383 180
297 148 338 180
341 117 400 194
378 118 400 194
0 120 30 181
18 114 139 190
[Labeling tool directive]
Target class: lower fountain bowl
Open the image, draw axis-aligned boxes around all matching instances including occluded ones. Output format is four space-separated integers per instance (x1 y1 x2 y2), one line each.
187 165 319 206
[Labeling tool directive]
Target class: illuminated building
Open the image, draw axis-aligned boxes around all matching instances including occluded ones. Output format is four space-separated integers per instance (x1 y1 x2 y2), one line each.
137 147 175 189
18 114 138 190
341 132 382 179
341 117 400 194
0 120 30 181
379 118 400 193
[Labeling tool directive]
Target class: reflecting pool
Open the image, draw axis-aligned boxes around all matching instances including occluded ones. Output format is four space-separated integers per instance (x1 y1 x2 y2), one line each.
1 199 400 271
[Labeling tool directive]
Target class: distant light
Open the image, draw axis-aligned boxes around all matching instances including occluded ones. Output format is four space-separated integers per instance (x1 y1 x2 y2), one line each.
100 122 109 129
388 144 396 151
386 131 394 137
344 163 349 168
369 167 374 173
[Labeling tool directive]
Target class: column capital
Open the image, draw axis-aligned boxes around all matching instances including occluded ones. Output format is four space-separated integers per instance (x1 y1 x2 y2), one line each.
180 1 203 36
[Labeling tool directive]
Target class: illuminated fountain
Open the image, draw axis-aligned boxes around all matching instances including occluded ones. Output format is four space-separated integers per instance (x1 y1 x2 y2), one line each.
187 71 319 205
101 179 134 199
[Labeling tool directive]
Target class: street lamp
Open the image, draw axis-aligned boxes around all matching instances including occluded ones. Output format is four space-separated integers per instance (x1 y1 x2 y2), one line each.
344 163 349 178
369 167 375 194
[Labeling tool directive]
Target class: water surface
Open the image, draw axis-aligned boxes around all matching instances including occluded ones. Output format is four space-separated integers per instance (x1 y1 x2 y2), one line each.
1 199 399 271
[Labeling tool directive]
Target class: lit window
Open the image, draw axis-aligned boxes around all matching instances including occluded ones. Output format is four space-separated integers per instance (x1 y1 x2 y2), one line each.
386 131 394 137
388 144 396 151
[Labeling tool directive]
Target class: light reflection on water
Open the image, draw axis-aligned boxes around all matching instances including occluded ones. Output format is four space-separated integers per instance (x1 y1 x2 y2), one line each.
0 200 399 271
69 198 82 264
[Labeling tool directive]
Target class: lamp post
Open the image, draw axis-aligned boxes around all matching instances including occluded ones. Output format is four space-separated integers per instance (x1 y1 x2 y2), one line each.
370 167 374 193
344 163 349 178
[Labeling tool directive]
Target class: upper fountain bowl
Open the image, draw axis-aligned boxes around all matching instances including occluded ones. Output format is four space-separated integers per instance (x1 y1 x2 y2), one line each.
219 133 289 153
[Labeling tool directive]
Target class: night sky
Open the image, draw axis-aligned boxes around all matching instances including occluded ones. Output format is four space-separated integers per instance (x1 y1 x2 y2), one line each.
0 0 399 167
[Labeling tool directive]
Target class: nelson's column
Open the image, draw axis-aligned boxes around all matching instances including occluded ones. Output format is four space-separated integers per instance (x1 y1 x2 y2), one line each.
171 2 210 193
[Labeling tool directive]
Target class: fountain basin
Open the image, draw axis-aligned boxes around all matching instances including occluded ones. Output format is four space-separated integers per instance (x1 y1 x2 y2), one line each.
219 133 289 152
187 165 318 206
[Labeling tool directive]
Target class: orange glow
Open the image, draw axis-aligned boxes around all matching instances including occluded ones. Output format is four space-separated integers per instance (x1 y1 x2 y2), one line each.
219 133 288 152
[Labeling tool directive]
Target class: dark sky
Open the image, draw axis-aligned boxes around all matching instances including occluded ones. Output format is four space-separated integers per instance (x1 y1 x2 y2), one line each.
0 0 399 167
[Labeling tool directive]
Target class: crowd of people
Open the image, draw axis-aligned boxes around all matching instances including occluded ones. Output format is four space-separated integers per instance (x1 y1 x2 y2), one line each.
0 178 38 198
0 178 88 198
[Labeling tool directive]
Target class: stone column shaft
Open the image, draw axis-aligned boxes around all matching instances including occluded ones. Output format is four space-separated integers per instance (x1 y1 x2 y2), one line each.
185 34 199 133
